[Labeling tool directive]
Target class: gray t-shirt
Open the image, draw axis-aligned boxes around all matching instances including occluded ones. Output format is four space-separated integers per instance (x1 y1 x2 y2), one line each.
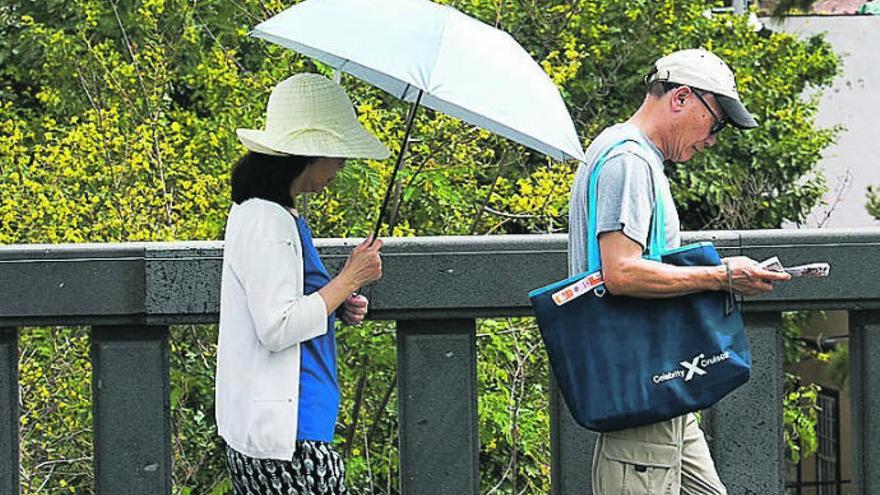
568 123 681 276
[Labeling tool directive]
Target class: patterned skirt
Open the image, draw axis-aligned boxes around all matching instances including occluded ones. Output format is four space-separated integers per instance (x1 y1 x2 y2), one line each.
225 441 348 495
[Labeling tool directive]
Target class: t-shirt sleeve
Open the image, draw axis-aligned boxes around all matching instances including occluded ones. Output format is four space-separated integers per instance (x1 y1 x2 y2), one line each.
594 151 655 250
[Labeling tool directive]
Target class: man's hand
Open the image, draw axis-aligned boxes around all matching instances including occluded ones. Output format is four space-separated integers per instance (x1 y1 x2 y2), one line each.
721 256 791 295
340 294 369 326
598 231 790 298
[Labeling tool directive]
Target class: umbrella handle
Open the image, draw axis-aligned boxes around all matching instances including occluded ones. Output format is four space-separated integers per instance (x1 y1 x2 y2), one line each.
370 89 424 245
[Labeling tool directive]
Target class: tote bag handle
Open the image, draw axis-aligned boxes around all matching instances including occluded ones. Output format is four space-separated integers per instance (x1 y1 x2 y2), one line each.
586 139 666 274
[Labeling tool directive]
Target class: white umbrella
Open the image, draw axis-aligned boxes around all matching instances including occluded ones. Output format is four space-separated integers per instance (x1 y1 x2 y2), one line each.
251 0 586 237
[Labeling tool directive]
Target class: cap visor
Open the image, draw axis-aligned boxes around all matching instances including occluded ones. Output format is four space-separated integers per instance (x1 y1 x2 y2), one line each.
716 94 758 129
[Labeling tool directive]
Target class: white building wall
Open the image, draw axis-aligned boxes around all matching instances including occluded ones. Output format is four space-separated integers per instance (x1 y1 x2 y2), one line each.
765 15 880 228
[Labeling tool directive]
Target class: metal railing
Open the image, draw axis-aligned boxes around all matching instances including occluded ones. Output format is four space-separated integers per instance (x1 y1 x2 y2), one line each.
1 228 879 494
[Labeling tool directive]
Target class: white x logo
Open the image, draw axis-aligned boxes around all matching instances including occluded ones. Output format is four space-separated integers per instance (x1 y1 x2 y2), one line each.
680 354 707 381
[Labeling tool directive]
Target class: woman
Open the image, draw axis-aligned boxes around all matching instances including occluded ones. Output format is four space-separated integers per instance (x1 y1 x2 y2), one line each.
216 73 390 494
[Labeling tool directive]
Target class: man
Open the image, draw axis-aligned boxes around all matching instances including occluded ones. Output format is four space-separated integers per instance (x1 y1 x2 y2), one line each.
568 49 791 494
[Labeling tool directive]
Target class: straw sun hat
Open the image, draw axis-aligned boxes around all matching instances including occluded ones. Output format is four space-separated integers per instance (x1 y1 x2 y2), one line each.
237 73 391 160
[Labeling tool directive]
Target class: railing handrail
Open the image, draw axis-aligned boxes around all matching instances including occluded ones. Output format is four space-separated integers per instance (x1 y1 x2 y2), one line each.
2 227 879 326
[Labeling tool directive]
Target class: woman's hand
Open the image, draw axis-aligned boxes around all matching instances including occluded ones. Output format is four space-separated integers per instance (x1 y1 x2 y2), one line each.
721 256 791 295
340 236 383 288
340 294 369 325
320 236 383 317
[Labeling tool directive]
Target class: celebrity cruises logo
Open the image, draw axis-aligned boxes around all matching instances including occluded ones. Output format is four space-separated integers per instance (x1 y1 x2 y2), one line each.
652 352 731 384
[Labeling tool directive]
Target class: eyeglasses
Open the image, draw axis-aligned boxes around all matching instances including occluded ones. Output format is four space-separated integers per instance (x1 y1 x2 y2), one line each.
691 89 728 135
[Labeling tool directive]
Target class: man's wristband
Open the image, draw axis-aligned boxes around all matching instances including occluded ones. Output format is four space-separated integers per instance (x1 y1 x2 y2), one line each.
724 262 736 316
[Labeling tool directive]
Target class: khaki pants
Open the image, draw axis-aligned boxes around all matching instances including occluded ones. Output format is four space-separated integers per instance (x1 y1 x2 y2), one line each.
592 414 726 495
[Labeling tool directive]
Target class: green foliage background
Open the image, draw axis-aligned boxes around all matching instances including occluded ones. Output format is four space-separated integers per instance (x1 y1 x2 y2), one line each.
868 185 880 221
0 0 841 493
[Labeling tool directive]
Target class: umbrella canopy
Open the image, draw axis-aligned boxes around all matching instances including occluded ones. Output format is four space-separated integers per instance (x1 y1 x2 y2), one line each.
251 0 586 163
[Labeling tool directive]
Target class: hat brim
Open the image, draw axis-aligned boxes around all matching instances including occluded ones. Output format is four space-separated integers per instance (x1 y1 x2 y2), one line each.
236 129 288 156
236 124 391 160
716 94 758 129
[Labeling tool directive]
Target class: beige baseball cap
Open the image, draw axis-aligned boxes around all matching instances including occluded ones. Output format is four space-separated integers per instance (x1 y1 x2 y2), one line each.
237 73 391 159
647 49 758 129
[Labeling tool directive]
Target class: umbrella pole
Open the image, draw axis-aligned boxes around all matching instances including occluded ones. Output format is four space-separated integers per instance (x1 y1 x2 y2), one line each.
371 89 424 243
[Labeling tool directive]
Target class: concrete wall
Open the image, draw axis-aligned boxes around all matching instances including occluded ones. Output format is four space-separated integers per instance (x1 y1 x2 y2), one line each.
765 15 880 228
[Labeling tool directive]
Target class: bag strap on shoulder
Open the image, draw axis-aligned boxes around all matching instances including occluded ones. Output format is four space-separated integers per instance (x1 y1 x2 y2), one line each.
586 138 665 273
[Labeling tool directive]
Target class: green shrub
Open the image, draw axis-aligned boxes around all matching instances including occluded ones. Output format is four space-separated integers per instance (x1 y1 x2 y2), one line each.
1 0 841 493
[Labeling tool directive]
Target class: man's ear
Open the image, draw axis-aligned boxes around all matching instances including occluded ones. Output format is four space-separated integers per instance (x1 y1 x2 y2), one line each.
669 86 690 112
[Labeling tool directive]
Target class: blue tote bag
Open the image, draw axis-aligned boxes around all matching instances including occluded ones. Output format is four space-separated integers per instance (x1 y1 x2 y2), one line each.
529 139 750 433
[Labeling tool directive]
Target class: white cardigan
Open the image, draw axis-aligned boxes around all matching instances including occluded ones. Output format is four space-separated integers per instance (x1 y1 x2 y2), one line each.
215 198 329 460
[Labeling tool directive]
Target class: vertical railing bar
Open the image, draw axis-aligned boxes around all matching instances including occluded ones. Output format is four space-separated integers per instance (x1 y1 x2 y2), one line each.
0 327 20 495
397 319 479 495
705 312 784 494
849 310 880 495
549 374 596 495
92 326 171 495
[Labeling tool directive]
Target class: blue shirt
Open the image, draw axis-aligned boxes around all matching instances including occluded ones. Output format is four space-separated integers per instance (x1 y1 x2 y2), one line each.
294 216 339 442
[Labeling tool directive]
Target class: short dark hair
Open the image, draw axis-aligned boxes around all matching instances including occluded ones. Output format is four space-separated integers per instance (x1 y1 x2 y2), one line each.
647 80 680 98
230 152 315 207
645 66 681 97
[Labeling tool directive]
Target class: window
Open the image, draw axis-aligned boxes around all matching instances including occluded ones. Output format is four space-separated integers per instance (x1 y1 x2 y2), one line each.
785 387 849 494
815 389 842 495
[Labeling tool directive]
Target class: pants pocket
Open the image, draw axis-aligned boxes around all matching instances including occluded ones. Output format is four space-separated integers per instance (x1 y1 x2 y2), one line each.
596 437 678 495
